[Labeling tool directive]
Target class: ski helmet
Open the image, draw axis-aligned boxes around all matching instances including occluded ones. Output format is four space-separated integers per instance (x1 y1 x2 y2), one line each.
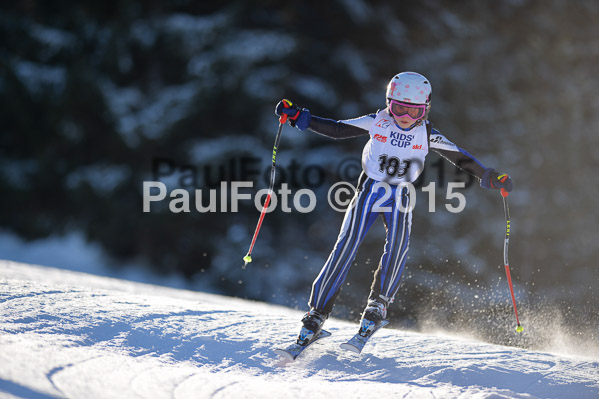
386 72 432 105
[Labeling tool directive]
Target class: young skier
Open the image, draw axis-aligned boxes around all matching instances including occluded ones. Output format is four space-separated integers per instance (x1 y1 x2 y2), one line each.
275 72 513 346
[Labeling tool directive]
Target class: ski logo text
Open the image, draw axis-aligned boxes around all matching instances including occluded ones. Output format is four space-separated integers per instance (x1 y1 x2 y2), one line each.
389 131 414 148
412 144 423 150
374 134 387 143
430 135 455 148
375 119 391 128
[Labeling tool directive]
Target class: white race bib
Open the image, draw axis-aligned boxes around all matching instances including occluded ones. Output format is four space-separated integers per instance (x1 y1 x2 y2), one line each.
361 110 429 185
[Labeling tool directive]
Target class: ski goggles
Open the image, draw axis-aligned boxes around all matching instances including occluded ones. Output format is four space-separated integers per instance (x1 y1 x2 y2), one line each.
389 100 427 121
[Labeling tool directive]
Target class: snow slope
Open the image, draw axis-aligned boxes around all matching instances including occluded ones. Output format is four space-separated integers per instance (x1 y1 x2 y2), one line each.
1 261 598 399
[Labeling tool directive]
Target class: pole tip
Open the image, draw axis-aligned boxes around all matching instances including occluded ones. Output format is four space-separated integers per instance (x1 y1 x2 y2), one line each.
516 325 524 333
243 255 252 264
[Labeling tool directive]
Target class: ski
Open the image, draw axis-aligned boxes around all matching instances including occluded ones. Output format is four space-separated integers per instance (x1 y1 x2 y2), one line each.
274 328 332 361
339 319 389 354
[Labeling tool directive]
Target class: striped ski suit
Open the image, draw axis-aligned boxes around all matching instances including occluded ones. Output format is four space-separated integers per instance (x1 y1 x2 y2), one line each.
306 109 488 314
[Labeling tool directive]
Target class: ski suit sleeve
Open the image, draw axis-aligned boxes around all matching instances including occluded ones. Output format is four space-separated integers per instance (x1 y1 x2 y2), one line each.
429 127 487 181
307 114 374 139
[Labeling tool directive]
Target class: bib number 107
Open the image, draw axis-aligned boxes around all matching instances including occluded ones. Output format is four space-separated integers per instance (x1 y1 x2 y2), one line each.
378 155 411 178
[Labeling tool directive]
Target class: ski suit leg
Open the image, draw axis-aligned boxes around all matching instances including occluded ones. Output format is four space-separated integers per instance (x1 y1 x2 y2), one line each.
371 185 412 302
309 177 381 314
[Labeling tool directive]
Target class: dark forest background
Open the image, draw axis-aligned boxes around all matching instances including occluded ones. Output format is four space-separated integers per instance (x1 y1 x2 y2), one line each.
2 0 598 351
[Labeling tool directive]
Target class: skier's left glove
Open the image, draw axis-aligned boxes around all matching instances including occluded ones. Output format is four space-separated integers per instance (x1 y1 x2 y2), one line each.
481 168 513 192
275 99 311 131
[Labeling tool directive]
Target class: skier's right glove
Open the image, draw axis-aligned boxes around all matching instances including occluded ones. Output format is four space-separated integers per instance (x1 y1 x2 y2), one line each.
275 99 311 131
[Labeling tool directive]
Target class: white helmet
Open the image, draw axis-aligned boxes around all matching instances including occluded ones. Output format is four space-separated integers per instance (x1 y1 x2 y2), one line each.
386 72 432 105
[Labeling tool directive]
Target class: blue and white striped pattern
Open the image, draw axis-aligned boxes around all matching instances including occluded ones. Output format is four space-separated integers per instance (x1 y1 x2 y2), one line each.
309 178 412 312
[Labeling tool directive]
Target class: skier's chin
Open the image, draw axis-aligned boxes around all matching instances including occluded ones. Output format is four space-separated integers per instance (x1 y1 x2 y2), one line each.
397 119 414 128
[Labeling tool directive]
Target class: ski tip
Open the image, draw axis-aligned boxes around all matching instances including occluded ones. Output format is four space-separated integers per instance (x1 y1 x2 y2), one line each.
273 348 295 362
339 342 361 354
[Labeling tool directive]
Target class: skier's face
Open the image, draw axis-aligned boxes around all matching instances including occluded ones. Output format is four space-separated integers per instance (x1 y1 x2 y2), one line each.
389 100 427 120
388 100 428 129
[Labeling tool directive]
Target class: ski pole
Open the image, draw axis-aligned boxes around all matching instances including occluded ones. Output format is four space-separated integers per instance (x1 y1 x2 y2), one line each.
243 102 290 267
499 177 523 333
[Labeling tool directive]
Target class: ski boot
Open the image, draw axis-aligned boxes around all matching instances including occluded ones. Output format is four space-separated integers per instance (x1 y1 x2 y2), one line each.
297 308 328 346
358 296 388 338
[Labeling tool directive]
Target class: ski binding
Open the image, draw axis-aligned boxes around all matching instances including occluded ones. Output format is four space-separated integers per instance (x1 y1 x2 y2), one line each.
274 328 332 361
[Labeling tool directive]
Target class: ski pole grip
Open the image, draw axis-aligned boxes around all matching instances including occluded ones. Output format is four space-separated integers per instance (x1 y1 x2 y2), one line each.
498 174 509 198
279 99 292 124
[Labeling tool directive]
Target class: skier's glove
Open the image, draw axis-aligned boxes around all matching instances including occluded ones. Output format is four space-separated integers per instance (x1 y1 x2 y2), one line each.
481 168 513 192
275 99 311 131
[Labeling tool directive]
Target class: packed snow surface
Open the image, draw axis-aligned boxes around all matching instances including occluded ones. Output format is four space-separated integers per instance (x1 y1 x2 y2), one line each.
1 260 598 399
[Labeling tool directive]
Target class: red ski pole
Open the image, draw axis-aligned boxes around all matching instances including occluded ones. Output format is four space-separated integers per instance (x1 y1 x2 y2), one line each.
499 177 523 333
243 103 290 267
